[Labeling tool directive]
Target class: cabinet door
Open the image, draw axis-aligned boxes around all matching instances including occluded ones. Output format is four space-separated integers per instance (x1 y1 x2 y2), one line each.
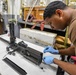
36 10 43 20
35 7 45 20
24 8 35 20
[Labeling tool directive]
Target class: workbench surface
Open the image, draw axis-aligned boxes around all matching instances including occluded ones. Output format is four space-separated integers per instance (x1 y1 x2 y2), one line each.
0 35 68 75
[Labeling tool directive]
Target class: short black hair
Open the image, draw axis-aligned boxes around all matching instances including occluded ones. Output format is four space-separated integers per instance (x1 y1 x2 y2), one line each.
43 1 68 20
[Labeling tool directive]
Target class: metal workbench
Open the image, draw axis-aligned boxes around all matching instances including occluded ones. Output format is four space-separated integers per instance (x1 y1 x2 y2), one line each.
0 35 68 75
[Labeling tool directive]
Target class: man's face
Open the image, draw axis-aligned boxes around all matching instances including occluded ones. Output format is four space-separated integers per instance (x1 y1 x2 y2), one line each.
45 9 68 30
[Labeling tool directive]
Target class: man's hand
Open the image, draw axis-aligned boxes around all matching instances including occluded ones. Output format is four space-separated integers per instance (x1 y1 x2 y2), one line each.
43 56 54 64
43 46 59 54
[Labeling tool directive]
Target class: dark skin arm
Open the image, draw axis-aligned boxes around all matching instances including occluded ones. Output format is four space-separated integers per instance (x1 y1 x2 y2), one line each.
54 46 75 75
59 45 75 56
54 58 76 75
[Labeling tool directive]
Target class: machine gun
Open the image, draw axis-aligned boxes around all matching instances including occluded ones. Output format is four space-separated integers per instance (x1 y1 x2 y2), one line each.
0 20 43 65
9 20 43 65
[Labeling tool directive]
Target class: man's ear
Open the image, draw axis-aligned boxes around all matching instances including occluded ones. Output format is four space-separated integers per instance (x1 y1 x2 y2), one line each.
55 9 63 17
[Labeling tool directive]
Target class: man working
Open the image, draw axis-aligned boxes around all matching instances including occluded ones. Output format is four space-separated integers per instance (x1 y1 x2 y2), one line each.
43 1 76 75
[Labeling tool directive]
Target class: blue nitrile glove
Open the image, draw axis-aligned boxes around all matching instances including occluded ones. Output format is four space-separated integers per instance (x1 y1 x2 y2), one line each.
43 46 59 54
43 56 54 64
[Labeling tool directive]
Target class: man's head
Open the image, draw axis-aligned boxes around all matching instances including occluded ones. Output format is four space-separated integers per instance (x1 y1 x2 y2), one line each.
43 1 71 30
